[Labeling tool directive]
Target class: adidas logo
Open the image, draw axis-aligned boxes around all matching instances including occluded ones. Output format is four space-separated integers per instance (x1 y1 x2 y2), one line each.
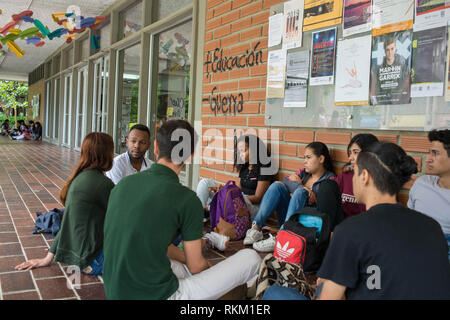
276 241 295 259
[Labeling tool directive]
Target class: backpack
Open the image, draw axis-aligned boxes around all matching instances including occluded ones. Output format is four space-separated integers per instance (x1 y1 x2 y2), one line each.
32 208 64 236
274 207 331 273
209 180 251 240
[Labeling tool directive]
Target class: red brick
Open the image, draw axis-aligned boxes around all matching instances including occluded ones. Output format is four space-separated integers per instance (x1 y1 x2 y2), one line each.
282 159 304 172
249 90 266 101
298 146 306 158
278 144 297 157
250 64 267 76
216 172 238 183
231 17 252 32
239 78 261 90
200 168 215 179
401 136 431 153
227 116 247 126
233 0 253 9
221 34 240 48
252 11 270 25
210 116 227 125
214 25 231 39
214 2 232 17
241 27 262 41
222 11 241 25
220 81 239 92
230 43 251 56
241 1 263 17
211 71 229 82
206 17 222 31
206 9 214 20
284 131 314 143
207 0 224 9
263 0 285 9
248 116 266 127
412 156 423 172
204 39 221 52
331 148 348 163
230 68 249 79
374 134 399 144
315 132 352 146
202 117 209 125
241 103 260 114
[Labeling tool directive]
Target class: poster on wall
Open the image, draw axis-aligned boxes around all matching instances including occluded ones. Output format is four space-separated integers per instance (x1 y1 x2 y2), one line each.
342 0 372 37
32 94 40 120
411 26 447 97
445 24 450 101
266 49 287 99
303 0 343 31
283 0 305 49
284 50 310 107
269 13 284 47
372 0 414 35
369 29 413 105
167 94 186 120
310 27 336 86
414 0 449 31
335 35 372 106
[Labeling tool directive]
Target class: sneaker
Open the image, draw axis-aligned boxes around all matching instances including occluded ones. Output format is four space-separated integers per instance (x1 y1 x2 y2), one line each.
253 234 276 252
243 224 263 245
203 232 229 251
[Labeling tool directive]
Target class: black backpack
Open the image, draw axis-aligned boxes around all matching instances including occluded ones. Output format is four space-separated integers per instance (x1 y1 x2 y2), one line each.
283 207 331 274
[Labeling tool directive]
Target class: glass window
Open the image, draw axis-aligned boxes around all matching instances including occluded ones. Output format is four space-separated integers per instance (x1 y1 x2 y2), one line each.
75 66 88 149
45 81 51 137
63 73 72 146
154 0 192 21
120 1 142 40
155 20 192 125
116 43 141 154
92 56 109 133
52 78 60 139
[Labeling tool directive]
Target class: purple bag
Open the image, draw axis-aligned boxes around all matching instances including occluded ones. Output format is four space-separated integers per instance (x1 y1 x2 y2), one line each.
209 180 251 240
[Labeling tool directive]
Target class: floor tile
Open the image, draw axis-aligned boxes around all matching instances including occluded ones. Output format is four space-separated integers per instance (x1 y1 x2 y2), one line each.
2 291 40 300
0 271 35 293
35 277 76 300
0 243 23 257
0 256 26 273
75 283 107 300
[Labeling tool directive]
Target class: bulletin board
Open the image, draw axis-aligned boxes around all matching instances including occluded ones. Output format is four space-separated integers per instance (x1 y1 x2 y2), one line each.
265 2 450 132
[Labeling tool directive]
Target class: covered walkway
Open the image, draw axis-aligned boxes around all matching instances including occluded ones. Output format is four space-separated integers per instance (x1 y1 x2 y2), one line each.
0 137 276 300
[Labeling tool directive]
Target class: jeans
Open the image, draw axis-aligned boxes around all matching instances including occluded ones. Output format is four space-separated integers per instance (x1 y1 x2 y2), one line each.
445 234 450 262
84 251 104 275
253 182 309 229
262 282 324 300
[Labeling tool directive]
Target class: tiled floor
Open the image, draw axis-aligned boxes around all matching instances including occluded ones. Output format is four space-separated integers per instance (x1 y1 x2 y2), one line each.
0 136 315 300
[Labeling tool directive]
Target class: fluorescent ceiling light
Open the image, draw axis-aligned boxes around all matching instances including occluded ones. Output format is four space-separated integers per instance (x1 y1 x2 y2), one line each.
123 73 139 80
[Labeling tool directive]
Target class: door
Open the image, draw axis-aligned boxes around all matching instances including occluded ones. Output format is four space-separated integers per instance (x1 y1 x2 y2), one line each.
62 73 73 147
74 66 88 150
52 78 60 140
92 55 110 133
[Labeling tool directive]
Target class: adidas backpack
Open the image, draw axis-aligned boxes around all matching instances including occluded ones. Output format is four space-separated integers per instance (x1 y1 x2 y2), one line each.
209 180 251 240
274 207 331 273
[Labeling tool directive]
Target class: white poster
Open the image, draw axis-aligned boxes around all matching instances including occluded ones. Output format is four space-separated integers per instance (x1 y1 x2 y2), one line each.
335 35 372 106
372 0 414 33
269 13 284 47
283 0 305 50
266 49 287 98
414 0 449 31
284 50 309 108
343 0 373 37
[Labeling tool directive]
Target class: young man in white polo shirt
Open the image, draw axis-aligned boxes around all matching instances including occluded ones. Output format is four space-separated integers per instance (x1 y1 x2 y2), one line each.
408 129 450 260
106 124 153 184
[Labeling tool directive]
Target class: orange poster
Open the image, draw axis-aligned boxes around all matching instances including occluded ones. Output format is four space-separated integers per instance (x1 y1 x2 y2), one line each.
303 0 343 32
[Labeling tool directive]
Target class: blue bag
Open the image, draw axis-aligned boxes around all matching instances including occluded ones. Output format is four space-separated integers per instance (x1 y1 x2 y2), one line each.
32 208 64 236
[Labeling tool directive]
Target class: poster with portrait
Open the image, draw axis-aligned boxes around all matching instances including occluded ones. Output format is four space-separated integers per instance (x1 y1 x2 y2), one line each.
414 0 449 31
335 35 372 106
284 50 309 107
369 29 413 105
343 0 372 37
372 0 414 35
283 0 305 49
310 27 336 86
411 26 447 97
303 0 343 31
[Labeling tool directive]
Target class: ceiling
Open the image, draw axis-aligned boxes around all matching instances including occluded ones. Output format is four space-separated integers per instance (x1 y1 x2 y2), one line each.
0 0 117 82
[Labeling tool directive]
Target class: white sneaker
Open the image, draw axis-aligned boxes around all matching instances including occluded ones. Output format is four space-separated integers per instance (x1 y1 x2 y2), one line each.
253 234 276 252
203 232 229 251
243 224 263 245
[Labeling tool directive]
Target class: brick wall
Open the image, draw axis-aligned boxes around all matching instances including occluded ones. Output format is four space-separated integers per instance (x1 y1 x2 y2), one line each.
200 0 431 205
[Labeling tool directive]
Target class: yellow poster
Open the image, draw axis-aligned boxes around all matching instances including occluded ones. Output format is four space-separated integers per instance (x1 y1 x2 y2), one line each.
303 0 343 32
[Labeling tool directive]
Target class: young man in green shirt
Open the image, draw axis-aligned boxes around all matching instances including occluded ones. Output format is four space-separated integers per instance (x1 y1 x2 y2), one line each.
103 120 261 300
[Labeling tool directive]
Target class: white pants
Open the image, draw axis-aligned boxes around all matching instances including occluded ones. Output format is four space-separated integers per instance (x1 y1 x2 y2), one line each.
196 178 260 220
167 249 261 300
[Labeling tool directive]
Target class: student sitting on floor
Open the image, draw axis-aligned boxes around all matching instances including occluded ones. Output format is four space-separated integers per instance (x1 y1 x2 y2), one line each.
32 121 42 141
102 120 262 300
263 142 450 300
15 132 115 275
331 133 379 219
106 124 153 184
408 129 450 261
1 119 10 136
245 141 344 252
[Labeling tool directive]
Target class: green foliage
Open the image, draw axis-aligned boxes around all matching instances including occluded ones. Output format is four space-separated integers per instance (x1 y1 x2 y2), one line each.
0 80 28 109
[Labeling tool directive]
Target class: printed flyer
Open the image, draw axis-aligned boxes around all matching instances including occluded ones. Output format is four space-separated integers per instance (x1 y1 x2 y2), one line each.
372 0 414 35
369 29 413 105
343 0 372 37
283 0 305 49
303 0 343 31
335 35 372 106
310 27 336 86
284 50 310 107
411 26 447 97
414 0 449 31
266 49 287 99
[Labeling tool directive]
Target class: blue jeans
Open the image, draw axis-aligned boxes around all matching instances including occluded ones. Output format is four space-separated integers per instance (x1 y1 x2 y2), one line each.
262 283 323 300
445 234 450 262
87 251 104 275
253 182 309 229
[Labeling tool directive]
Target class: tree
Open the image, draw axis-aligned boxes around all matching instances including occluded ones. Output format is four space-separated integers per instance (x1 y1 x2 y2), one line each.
0 80 28 125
